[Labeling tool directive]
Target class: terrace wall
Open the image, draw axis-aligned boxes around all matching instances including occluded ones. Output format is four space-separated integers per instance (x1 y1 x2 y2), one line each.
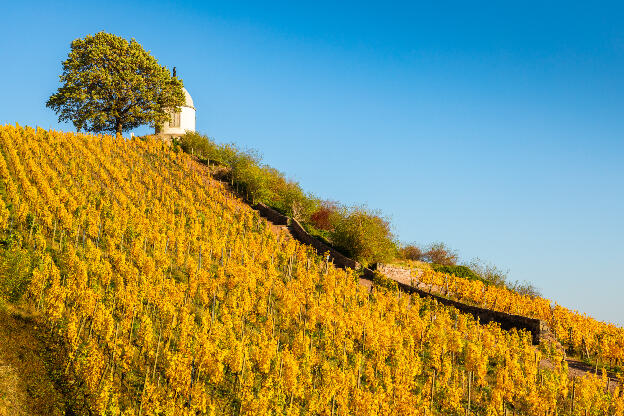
252 202 543 344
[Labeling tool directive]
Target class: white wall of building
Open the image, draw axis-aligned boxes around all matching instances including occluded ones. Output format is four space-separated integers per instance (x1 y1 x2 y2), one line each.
156 87 196 137
179 106 196 132
160 106 196 136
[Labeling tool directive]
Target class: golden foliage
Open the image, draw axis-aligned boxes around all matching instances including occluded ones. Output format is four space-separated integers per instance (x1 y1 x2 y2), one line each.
0 125 621 415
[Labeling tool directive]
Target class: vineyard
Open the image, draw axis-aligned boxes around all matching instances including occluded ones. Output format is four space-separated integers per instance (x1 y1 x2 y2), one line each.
394 262 624 375
0 124 623 415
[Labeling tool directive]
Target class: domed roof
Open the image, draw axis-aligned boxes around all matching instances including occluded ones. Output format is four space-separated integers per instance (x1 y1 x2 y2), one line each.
182 87 194 109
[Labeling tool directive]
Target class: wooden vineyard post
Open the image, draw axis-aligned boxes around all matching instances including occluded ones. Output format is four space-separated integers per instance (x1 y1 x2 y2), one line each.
571 376 576 414
138 364 150 416
359 354 364 389
430 368 436 411
466 370 472 416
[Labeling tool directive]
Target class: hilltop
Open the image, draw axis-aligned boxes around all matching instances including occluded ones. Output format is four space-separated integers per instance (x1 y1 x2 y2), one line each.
0 125 622 415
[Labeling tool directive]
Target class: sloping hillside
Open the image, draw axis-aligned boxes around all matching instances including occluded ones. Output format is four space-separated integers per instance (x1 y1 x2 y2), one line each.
0 125 622 415
0 305 90 416
381 262 624 372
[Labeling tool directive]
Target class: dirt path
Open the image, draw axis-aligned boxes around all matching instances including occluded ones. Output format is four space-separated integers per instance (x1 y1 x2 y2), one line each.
0 306 77 416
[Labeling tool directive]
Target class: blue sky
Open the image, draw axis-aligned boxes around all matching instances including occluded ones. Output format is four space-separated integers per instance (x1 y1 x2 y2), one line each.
1 1 623 325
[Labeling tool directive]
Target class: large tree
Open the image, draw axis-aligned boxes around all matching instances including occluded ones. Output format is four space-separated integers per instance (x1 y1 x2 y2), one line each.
47 32 185 138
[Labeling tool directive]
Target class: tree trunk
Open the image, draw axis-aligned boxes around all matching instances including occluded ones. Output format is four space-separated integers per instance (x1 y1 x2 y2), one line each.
116 121 123 139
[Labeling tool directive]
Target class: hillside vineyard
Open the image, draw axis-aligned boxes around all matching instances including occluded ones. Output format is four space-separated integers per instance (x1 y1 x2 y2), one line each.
402 265 624 370
0 125 622 415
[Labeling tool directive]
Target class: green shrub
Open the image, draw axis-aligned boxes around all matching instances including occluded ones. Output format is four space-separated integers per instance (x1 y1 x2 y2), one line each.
176 132 228 164
268 179 318 222
432 264 484 282
330 207 397 267
177 132 398 267
302 222 333 247
0 241 34 302
178 132 318 213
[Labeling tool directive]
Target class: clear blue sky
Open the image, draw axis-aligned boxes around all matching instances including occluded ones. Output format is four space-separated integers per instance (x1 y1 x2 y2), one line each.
2 1 623 325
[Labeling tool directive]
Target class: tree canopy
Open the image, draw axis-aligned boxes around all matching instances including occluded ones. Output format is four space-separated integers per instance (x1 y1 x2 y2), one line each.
47 32 185 137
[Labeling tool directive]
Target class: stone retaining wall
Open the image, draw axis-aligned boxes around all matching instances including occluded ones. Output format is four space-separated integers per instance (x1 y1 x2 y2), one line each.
376 263 422 283
372 264 543 344
289 218 362 271
252 202 543 344
392 279 543 344
253 203 289 226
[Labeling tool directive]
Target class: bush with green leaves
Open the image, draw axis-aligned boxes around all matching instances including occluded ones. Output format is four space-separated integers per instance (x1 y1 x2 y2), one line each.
0 239 34 302
330 207 397 267
176 131 224 163
178 132 321 219
178 133 399 267
175 133 541 296
432 264 483 282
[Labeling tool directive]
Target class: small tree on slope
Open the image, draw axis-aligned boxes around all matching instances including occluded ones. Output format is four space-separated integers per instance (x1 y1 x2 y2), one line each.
47 32 185 138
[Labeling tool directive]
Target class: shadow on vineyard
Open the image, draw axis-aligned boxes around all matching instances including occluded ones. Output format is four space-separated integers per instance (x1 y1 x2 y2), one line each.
0 305 88 416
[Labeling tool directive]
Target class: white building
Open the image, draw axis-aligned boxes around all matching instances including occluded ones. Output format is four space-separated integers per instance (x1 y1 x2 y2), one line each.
156 83 196 140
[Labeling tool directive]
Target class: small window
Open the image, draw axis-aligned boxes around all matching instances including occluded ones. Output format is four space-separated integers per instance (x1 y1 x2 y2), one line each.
169 110 181 128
